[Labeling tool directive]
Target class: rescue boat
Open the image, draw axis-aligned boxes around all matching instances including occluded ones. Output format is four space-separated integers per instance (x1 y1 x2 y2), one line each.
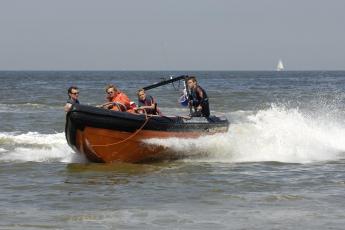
65 75 229 163
65 104 228 163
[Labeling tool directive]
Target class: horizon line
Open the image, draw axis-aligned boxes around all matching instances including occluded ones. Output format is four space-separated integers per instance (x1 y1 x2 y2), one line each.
0 69 345 72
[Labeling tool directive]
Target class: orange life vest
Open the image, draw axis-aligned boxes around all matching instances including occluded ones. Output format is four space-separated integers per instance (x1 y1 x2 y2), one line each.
110 92 134 112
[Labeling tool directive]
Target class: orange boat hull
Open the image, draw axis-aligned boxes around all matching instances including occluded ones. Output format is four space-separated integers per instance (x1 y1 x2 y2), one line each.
75 126 205 163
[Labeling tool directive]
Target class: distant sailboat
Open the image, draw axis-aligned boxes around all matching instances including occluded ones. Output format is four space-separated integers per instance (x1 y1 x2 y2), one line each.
276 59 284 71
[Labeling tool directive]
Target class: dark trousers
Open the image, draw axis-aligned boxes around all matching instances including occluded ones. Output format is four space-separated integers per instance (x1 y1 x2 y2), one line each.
192 103 210 117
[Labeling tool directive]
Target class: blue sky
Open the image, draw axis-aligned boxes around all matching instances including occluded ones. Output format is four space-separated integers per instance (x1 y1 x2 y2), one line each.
0 0 344 70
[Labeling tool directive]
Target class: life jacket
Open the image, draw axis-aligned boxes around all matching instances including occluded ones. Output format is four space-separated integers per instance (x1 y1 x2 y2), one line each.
189 85 210 117
190 86 208 106
110 92 133 112
138 95 160 115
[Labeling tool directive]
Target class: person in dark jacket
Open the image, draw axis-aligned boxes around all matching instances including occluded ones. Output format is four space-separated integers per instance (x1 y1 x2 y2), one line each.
136 89 161 115
186 76 210 117
64 86 80 112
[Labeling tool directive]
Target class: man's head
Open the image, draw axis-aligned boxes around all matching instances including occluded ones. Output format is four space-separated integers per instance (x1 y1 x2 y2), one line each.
105 84 118 100
68 86 79 100
187 76 197 89
137 89 146 101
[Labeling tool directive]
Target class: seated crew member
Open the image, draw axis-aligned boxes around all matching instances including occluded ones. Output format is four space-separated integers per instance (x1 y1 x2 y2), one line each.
136 89 161 115
186 76 210 117
100 84 133 112
64 86 80 112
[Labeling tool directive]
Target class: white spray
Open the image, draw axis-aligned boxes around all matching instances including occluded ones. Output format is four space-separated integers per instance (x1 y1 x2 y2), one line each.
0 132 86 163
145 105 345 163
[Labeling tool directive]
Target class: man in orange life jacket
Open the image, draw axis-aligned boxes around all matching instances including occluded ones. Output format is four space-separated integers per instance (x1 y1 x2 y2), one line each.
100 84 134 112
136 89 161 115
186 76 210 117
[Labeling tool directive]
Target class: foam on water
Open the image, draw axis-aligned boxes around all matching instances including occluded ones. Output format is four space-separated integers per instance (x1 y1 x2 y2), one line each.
1 105 345 164
0 132 85 163
145 105 345 163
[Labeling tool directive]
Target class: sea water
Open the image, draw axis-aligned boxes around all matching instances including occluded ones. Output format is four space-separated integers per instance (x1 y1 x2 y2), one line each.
0 71 345 229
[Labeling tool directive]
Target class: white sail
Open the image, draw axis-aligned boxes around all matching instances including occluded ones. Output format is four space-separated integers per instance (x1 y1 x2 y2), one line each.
277 59 284 71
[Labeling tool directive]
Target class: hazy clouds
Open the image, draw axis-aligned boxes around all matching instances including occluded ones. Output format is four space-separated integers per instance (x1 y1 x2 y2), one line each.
0 0 344 70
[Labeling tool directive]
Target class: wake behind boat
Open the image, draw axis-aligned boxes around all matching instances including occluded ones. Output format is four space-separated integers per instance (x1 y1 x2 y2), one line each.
65 75 229 163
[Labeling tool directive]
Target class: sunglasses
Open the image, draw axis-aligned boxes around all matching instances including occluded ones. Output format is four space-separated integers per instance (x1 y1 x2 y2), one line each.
71 92 79 95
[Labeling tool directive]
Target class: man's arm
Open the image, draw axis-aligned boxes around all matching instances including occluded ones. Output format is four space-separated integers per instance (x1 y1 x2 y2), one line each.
196 87 206 111
196 87 205 102
64 103 72 112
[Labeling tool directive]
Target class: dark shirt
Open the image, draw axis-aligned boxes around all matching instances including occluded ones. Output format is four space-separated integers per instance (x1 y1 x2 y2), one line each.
189 85 210 117
66 98 80 105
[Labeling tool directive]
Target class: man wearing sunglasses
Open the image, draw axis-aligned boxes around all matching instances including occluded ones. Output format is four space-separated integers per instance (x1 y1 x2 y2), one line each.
100 84 133 112
64 86 80 112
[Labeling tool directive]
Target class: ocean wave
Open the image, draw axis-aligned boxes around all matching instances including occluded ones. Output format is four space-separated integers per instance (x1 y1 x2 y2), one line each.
0 132 85 163
144 105 345 163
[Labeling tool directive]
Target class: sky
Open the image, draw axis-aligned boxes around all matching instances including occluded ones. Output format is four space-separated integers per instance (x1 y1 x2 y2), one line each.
0 0 344 71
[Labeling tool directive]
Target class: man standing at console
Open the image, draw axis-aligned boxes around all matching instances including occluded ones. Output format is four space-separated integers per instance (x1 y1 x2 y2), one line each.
186 76 210 117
